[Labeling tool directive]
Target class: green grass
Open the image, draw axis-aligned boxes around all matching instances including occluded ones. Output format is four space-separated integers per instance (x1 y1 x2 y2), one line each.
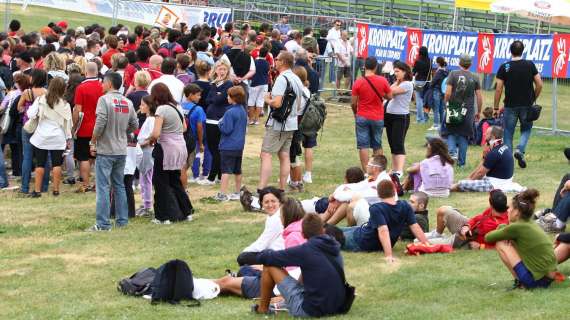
1 100 569 319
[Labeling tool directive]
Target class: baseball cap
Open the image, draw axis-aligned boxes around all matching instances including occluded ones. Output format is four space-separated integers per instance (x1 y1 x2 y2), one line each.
459 53 472 68
57 21 68 29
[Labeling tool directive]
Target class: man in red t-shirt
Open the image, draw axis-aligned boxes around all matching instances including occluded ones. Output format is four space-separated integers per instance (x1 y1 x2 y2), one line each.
351 57 392 171
424 189 509 249
73 62 104 192
101 35 120 69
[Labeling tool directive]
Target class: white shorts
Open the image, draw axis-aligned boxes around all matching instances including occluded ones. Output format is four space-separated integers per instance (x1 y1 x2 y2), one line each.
352 198 370 226
248 85 268 108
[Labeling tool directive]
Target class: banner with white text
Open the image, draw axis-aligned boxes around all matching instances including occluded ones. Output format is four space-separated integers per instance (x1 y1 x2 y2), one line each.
356 22 570 78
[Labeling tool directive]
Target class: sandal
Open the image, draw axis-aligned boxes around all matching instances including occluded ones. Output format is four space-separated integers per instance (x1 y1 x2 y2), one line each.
250 304 276 315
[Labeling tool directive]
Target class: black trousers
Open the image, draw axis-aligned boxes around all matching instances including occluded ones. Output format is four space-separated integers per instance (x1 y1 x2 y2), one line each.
152 144 193 222
206 123 221 181
554 173 570 209
2 143 21 176
110 174 135 218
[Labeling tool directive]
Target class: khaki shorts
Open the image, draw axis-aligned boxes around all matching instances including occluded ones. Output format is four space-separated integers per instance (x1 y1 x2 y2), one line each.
261 129 294 154
441 206 469 234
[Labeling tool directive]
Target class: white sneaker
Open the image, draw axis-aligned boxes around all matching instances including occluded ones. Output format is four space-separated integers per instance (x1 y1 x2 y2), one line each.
197 179 215 186
303 172 312 184
188 177 198 184
186 215 193 222
428 125 439 131
228 192 240 201
424 230 443 239
213 192 229 202
215 178 221 184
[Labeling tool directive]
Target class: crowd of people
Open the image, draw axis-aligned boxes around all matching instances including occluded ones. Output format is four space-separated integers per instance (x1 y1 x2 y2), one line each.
0 15 567 317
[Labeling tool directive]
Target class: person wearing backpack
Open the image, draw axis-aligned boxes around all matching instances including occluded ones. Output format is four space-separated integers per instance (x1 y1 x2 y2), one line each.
430 57 448 131
443 53 483 167
351 56 392 172
253 213 347 317
259 51 304 191
180 84 205 189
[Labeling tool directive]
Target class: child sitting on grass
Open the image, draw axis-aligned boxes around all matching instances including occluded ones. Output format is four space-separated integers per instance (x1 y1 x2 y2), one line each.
214 86 248 202
485 189 559 289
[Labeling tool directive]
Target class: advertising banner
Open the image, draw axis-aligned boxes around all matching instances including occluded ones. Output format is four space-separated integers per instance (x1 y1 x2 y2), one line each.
18 0 232 28
356 22 569 78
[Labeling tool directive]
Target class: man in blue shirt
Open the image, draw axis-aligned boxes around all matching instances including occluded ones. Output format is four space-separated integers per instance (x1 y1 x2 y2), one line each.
341 180 429 263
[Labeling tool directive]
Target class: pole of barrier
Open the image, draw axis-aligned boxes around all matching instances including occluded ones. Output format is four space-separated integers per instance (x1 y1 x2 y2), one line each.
111 0 118 26
552 78 558 135
452 7 457 31
4 0 10 32
505 14 510 32
418 0 422 28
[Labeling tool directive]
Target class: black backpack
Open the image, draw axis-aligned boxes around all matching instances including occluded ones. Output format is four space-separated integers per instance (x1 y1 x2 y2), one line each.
269 75 297 130
151 259 200 306
118 267 157 296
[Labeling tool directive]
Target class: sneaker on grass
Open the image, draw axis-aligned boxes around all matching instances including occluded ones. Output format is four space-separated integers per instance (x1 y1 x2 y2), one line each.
135 206 152 217
303 172 312 184
228 192 240 201
213 192 229 202
197 179 215 186
514 150 527 169
151 218 171 225
86 225 110 232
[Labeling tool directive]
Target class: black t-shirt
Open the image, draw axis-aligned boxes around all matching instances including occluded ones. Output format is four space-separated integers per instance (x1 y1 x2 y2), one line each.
496 59 538 108
270 40 284 59
483 144 514 179
317 38 328 55
413 57 431 81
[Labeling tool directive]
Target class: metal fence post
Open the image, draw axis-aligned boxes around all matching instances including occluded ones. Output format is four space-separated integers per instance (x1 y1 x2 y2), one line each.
552 78 558 135
4 0 10 32
111 0 119 26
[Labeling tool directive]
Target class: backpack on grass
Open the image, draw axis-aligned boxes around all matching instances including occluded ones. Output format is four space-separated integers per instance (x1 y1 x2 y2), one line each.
151 259 200 306
299 94 326 138
117 267 157 296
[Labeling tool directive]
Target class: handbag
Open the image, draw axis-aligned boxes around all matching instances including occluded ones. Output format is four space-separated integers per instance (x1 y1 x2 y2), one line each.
526 104 542 122
23 97 43 134
323 252 355 315
413 61 432 91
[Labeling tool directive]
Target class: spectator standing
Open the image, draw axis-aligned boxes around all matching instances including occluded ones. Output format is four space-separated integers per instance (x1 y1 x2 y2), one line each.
73 62 103 193
87 72 138 231
443 53 482 167
248 47 270 125
259 51 304 191
26 77 72 197
148 58 185 103
494 40 542 169
384 60 413 177
335 31 353 92
351 57 392 171
284 32 302 55
269 30 284 60
101 35 119 69
294 48 319 95
135 96 155 217
430 57 448 130
412 46 430 124
123 44 153 92
274 16 291 36
146 83 194 224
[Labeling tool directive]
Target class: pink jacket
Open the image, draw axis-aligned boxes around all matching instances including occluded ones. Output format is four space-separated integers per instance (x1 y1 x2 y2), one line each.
283 220 307 249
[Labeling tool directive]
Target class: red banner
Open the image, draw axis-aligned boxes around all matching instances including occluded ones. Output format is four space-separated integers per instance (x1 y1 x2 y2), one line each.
356 23 369 59
552 34 570 79
406 28 423 66
477 33 495 74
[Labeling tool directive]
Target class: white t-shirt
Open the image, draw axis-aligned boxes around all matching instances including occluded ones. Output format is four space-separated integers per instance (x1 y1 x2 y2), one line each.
267 70 304 132
27 97 69 150
243 209 285 253
335 40 353 67
148 75 185 104
332 180 370 202
125 145 143 175
285 40 301 55
386 81 413 115
137 116 155 145
361 171 396 204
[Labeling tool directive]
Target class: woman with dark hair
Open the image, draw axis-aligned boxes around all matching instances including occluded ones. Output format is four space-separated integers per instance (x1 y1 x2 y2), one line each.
486 189 559 289
384 60 413 179
403 137 454 197
413 46 431 124
237 186 285 266
146 82 193 224
18 68 50 194
431 57 448 130
61 73 84 185
197 60 233 186
26 77 71 197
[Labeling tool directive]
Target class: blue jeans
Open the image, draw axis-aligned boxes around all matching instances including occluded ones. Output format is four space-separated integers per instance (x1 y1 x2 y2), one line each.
554 194 570 222
21 131 50 193
414 81 427 123
328 59 336 83
341 227 364 252
433 90 445 127
0 146 8 188
316 58 326 91
447 134 468 167
95 154 128 230
503 106 533 154
355 116 384 150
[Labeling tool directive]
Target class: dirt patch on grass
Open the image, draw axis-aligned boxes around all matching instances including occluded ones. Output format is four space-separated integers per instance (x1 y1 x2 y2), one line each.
244 134 263 158
30 252 108 266
0 236 60 248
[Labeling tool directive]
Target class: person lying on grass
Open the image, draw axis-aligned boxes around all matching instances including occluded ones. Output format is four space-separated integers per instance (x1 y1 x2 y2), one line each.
340 180 429 263
485 189 558 289
252 213 346 317
400 191 430 240
553 233 570 265
419 189 509 249
306 155 394 226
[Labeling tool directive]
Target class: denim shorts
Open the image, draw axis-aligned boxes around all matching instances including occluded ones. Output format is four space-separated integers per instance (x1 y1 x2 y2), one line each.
514 261 553 289
241 275 261 299
276 275 309 317
220 150 243 174
341 226 363 252
355 116 383 150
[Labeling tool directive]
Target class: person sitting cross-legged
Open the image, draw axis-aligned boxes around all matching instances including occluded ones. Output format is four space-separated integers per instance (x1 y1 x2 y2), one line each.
451 126 523 193
485 189 558 289
341 180 429 262
420 189 509 249
536 174 570 233
252 213 347 317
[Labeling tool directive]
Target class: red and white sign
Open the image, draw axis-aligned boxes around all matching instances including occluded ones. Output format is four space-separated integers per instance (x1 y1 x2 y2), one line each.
477 33 495 74
552 34 570 78
406 28 423 66
356 23 369 59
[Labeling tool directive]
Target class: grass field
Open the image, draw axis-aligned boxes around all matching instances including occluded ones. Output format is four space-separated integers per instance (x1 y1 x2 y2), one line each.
2 6 570 319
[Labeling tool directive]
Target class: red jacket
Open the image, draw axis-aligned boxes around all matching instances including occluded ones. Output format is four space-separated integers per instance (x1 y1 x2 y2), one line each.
468 208 509 248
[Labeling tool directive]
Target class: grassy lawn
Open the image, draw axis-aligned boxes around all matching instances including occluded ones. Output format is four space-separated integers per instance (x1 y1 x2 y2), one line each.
1 99 569 319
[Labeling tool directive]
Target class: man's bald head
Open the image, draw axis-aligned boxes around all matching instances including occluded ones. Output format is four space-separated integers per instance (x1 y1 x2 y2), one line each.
149 55 163 69
85 61 98 77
